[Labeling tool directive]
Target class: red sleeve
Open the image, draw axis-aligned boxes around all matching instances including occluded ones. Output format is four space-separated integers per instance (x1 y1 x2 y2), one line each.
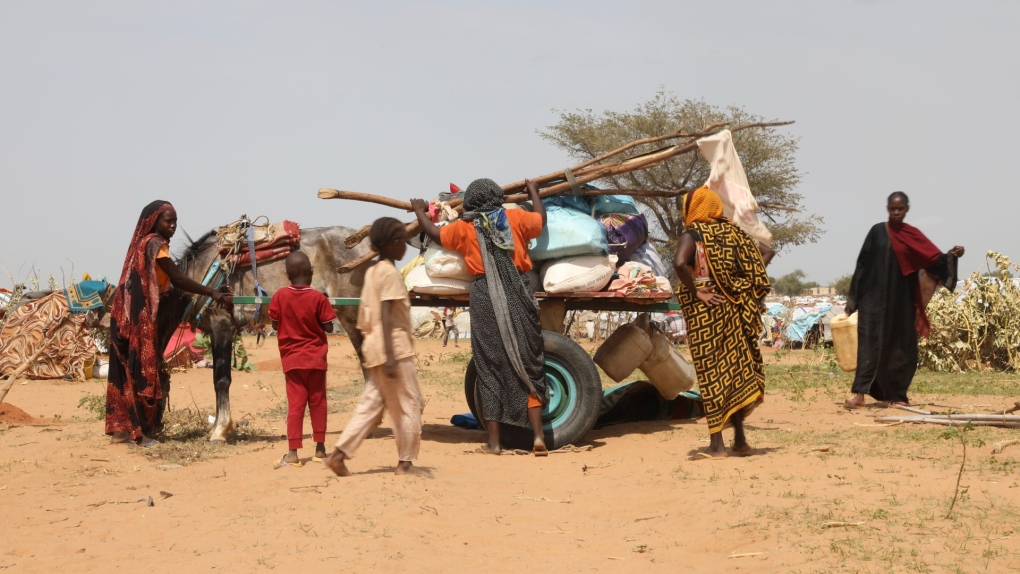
512 210 544 241
317 293 337 323
268 290 282 321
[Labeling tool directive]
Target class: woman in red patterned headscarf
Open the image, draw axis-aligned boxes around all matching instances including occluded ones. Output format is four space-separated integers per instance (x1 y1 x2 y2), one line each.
106 200 229 446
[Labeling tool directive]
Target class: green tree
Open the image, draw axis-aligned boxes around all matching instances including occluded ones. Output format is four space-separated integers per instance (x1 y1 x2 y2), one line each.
831 274 853 296
541 89 823 261
772 269 810 296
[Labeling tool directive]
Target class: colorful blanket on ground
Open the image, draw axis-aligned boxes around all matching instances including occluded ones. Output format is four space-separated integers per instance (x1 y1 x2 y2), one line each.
220 220 301 268
0 291 96 380
63 280 113 313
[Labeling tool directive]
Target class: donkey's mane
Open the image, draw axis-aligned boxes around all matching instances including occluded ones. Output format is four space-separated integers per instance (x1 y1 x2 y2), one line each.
177 229 218 275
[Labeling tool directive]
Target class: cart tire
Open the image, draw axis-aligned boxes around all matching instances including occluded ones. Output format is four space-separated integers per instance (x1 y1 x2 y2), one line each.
464 330 602 450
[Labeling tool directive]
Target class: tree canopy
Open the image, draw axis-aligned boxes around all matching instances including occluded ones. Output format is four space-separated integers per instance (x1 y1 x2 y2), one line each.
770 269 820 296
831 273 853 296
540 90 823 258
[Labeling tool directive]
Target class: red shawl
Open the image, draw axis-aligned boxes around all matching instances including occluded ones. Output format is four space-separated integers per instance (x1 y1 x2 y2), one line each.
886 221 943 337
109 201 173 399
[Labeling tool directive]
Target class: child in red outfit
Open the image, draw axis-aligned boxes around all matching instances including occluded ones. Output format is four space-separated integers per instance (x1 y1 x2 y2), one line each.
269 251 337 468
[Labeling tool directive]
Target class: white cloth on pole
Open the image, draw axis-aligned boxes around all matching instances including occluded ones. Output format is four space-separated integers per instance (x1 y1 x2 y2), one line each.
696 129 773 247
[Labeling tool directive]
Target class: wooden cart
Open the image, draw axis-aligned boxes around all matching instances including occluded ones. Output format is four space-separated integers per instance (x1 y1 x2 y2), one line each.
233 292 680 450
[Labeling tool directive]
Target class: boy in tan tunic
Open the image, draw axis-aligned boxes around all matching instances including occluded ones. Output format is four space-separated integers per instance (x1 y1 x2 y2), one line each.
325 218 428 477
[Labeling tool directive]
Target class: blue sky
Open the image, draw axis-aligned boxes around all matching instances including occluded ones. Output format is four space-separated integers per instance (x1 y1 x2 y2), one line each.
2 1 1017 286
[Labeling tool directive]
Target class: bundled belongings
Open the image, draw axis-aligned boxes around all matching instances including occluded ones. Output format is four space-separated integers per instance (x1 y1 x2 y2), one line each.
423 247 474 282
540 254 616 294
319 121 792 296
0 290 100 380
599 213 648 261
64 280 114 313
607 262 672 296
530 204 609 262
404 263 470 295
217 218 301 268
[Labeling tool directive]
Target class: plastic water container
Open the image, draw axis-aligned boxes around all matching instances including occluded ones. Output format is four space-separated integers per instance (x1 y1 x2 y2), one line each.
830 312 858 372
639 330 697 399
83 357 95 380
593 324 653 382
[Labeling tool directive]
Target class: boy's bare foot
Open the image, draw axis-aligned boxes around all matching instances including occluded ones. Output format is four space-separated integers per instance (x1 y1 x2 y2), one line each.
313 442 327 461
283 450 300 465
325 449 352 477
475 444 501 455
533 438 549 457
395 461 432 477
110 431 131 444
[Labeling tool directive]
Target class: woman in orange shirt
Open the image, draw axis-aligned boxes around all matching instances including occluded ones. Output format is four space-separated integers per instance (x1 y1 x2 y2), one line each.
106 200 229 446
412 178 549 456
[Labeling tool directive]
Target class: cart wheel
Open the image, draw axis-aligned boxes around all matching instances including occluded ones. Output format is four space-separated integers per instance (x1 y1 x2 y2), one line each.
464 330 602 450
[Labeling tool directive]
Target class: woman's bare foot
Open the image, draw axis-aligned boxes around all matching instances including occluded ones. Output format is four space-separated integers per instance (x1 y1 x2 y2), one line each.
731 443 752 456
533 438 549 457
844 393 866 409
282 450 300 465
138 434 158 447
395 461 432 477
324 449 352 477
110 431 131 444
690 432 728 460
689 449 728 461
475 444 501 455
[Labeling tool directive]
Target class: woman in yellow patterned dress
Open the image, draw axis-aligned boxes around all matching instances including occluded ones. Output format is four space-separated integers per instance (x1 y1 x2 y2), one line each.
673 186 774 459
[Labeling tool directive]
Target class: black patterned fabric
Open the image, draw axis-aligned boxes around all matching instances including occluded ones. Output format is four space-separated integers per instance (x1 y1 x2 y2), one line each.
676 220 770 434
469 249 547 429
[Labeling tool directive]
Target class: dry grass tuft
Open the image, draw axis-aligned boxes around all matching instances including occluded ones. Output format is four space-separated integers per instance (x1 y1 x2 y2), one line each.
141 407 277 466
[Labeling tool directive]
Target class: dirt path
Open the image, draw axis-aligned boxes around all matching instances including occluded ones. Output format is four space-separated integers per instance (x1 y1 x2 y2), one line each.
1 336 1018 572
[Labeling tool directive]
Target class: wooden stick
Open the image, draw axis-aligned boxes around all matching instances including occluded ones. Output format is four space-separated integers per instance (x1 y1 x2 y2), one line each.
890 404 933 416
344 225 372 249
318 189 413 211
0 331 61 404
991 439 1020 455
874 417 1020 428
877 414 1020 422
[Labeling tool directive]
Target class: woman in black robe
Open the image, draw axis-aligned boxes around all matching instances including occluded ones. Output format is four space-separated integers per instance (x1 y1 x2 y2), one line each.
844 192 964 408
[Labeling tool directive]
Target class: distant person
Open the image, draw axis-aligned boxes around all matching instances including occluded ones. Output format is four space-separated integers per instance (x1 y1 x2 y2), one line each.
411 178 549 456
844 192 964 408
106 200 230 446
673 186 774 459
326 217 428 477
442 306 459 347
269 251 337 468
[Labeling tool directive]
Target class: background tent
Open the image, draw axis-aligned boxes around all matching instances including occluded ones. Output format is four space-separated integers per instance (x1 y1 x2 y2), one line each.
0 291 99 380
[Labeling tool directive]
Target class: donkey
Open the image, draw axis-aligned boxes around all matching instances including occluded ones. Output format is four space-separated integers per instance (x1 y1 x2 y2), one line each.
178 226 370 441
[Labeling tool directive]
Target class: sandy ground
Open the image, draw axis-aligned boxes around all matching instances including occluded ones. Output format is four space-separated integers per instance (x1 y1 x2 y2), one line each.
2 336 1020 573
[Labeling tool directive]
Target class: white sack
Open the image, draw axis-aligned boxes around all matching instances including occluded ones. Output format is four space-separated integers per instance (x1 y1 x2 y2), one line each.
404 264 470 295
423 247 474 281
540 254 616 294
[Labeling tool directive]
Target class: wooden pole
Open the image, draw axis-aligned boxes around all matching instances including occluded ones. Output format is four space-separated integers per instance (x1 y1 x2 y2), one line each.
331 120 794 272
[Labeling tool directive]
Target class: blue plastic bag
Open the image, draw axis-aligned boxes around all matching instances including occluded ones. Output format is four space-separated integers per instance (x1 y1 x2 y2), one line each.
591 194 639 216
530 205 609 262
